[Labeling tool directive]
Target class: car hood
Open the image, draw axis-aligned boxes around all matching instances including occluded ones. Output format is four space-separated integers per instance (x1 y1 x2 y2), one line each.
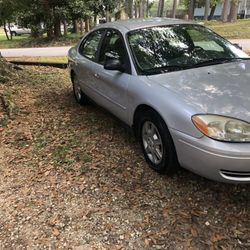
147 61 250 122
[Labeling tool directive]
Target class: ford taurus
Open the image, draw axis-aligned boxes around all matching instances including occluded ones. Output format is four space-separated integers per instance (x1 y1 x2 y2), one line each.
68 18 250 183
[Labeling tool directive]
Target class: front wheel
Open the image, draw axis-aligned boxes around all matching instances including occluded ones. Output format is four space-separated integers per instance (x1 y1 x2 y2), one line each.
72 74 89 106
137 110 179 174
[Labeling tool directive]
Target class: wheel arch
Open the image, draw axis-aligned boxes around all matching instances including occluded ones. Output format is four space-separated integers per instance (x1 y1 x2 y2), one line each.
133 104 180 174
70 69 75 83
133 104 167 137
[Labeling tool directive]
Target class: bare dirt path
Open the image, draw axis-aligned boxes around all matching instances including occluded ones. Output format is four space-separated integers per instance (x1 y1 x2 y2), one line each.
0 66 249 249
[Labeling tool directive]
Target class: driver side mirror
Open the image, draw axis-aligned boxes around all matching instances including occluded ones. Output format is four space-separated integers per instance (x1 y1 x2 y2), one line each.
104 58 125 72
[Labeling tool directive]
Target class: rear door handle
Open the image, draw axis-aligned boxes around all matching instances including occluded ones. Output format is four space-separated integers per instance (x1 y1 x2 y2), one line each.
94 73 100 79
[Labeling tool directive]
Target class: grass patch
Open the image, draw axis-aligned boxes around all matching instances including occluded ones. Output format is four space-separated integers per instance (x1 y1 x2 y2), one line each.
0 34 32 48
8 56 67 63
0 33 82 49
34 134 49 150
52 145 70 165
204 19 250 39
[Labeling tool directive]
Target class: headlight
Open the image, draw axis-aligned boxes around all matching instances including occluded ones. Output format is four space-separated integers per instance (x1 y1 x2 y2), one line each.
192 115 250 142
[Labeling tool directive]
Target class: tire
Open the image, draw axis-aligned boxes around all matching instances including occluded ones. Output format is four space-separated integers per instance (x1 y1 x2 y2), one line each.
137 109 179 174
11 31 17 36
72 74 89 106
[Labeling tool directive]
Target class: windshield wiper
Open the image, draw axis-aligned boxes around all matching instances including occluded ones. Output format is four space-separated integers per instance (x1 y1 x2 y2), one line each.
142 65 189 75
193 57 248 68
239 57 250 60
142 57 250 75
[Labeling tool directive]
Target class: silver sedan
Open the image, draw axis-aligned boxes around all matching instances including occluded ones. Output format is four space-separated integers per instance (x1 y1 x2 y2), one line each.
68 18 250 183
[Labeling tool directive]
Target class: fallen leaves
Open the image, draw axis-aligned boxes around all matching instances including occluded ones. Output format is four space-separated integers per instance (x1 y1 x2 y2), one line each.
190 227 198 237
0 66 249 249
210 233 228 243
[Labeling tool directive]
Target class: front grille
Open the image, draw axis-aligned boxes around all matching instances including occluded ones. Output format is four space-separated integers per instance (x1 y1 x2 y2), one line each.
220 169 250 180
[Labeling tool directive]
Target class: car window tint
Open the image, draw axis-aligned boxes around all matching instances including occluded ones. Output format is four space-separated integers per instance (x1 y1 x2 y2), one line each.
99 30 127 65
79 30 104 60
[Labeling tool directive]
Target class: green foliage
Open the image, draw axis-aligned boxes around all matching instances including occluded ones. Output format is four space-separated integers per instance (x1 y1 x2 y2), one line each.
0 0 121 38
1 0 154 38
0 0 17 25
68 0 88 20
84 0 120 18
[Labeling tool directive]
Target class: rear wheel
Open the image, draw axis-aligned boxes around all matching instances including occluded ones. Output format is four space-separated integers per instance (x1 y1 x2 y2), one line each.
72 74 89 105
137 109 179 174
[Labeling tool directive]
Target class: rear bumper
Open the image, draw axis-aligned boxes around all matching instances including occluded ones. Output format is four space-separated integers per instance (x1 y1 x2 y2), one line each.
170 128 250 183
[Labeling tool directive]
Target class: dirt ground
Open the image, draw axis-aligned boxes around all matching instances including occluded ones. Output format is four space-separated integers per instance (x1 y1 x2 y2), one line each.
0 66 250 250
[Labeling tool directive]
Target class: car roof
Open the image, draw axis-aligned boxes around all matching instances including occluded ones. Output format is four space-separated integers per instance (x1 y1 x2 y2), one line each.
95 17 193 33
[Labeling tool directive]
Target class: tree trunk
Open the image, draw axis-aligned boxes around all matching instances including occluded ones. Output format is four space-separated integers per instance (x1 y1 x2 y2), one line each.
157 0 165 17
84 16 90 32
3 20 10 40
63 21 67 36
221 0 230 22
134 2 138 18
204 0 210 20
139 0 145 18
127 0 134 18
79 20 84 34
8 22 13 40
42 0 54 39
142 0 146 18
228 0 239 22
172 0 178 18
228 1 233 21
47 28 54 39
139 1 142 18
94 14 97 26
188 0 196 20
54 18 61 38
3 27 10 40
72 19 79 34
106 7 111 22
146 0 149 17
208 4 217 20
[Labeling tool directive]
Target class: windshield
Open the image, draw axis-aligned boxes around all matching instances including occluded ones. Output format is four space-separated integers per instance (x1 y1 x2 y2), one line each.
127 24 249 75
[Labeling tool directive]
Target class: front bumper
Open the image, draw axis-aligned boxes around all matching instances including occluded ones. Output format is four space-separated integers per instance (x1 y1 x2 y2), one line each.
170 128 250 183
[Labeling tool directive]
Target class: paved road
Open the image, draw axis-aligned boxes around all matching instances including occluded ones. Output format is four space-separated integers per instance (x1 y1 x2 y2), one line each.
0 46 71 57
0 39 249 58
